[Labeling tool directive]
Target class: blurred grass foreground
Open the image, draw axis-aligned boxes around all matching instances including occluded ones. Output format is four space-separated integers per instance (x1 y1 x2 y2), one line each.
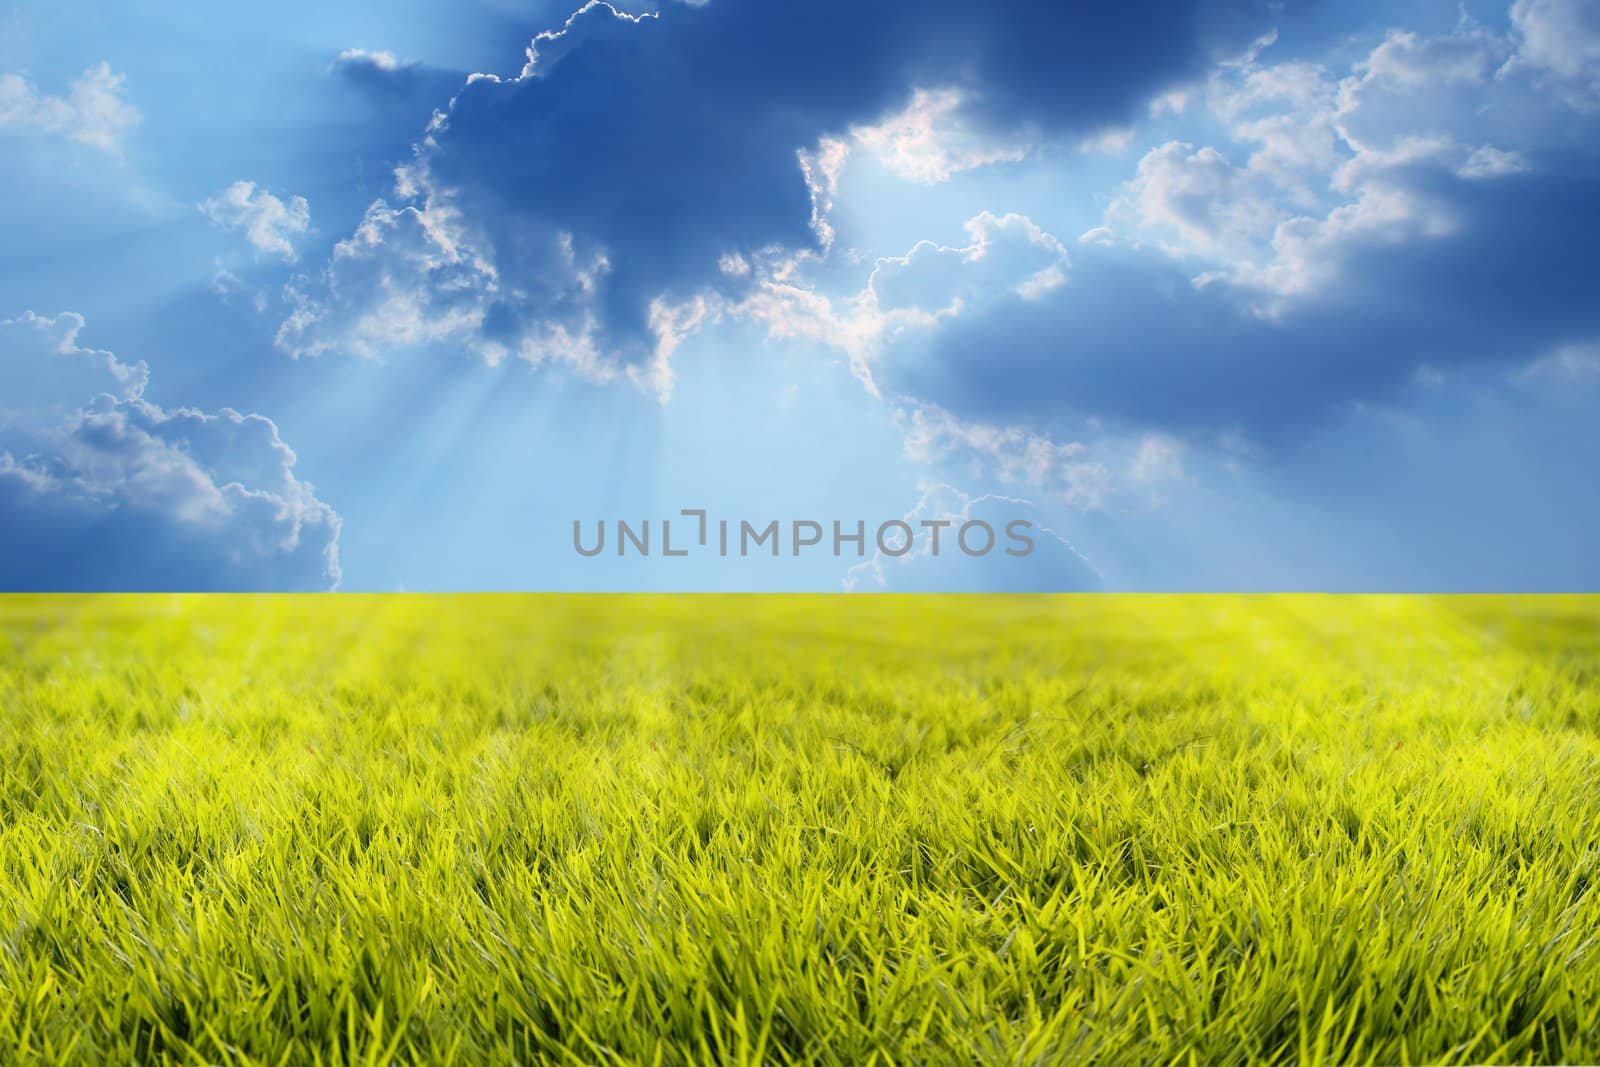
2 595 1599 1064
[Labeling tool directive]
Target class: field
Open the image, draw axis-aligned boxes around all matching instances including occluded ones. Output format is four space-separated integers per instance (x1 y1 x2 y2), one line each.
2 595 1599 1064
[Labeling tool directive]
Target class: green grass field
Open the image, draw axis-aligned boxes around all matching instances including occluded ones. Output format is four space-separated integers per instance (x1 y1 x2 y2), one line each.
3 596 1599 1065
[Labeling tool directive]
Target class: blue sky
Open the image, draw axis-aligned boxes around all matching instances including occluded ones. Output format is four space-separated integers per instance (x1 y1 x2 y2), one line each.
2 0 1597 591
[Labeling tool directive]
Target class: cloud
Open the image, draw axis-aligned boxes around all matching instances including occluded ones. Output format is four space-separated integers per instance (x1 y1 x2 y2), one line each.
898 404 1108 510
0 63 138 152
1516 342 1600 387
329 48 452 104
852 89 1031 182
892 401 1203 516
284 0 1275 390
864 11 1600 443
1131 435 1187 483
843 484 1099 592
1080 126 1137 156
1111 140 1287 266
1509 0 1600 106
742 210 1068 395
1101 22 1525 300
0 310 148 417
890 177 1600 443
1086 15 1600 304
334 49 417 79
199 181 312 261
0 313 340 591
872 212 1070 308
1457 145 1530 179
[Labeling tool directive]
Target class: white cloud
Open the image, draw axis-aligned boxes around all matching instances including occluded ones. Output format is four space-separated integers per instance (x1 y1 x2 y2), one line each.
897 404 1109 510
335 48 408 73
741 211 1068 394
0 312 340 590
1131 434 1186 483
277 159 684 396
1335 22 1510 162
1112 141 1283 264
1357 27 1500 90
1509 0 1600 105
797 135 849 248
1457 145 1530 179
1150 87 1194 117
0 311 147 418
852 88 1032 182
1215 57 1344 183
0 63 138 152
280 172 494 361
872 212 1068 307
200 181 312 262
1080 125 1136 155
1099 16 1556 305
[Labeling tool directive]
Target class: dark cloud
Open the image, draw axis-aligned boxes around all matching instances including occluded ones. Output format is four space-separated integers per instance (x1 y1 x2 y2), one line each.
289 0 1281 377
883 161 1600 443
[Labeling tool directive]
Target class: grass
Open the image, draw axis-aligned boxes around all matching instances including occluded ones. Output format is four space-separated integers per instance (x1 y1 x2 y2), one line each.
1 595 1599 1065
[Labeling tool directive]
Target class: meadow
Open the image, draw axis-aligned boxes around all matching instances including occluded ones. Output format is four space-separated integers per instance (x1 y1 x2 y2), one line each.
1 595 1599 1064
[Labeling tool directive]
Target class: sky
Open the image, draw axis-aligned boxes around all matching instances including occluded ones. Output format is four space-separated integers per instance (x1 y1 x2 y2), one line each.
1 0 1598 592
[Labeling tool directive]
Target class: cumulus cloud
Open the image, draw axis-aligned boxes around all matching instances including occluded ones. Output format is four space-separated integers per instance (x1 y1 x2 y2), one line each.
1078 6 1597 317
1509 0 1600 106
0 63 138 152
0 311 148 417
891 179 1600 443
1112 141 1286 266
199 181 312 261
898 404 1108 510
0 312 340 591
873 213 1070 308
870 7 1600 446
284 0 1274 391
742 211 1067 394
852 89 1032 182
1101 21 1528 301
